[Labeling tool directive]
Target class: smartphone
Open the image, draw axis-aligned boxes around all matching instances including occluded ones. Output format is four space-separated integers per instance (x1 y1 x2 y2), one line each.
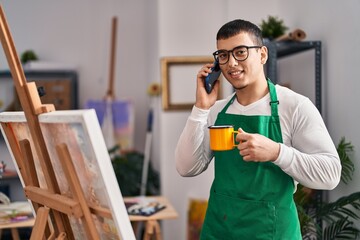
204 61 221 94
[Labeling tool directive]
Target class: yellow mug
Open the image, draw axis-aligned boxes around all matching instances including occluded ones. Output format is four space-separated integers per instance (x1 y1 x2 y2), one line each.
208 125 239 151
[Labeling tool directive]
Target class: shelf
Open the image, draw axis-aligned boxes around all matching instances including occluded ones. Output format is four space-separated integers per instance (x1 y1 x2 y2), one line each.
0 70 78 110
265 40 322 113
273 41 321 58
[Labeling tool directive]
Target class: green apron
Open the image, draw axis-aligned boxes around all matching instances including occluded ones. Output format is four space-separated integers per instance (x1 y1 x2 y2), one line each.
200 80 301 240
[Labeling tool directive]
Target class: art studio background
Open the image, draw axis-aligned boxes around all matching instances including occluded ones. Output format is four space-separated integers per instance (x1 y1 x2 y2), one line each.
0 0 359 239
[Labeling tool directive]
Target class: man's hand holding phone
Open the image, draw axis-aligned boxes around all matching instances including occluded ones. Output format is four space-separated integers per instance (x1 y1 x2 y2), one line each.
204 61 221 94
195 62 221 110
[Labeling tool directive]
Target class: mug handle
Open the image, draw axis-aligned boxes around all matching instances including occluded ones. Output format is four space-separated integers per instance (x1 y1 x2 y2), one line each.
233 130 239 147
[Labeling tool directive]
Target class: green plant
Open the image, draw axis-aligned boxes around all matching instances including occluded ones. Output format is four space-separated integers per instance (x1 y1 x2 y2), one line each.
259 16 288 40
296 137 360 239
109 145 160 196
21 50 38 64
338 138 355 184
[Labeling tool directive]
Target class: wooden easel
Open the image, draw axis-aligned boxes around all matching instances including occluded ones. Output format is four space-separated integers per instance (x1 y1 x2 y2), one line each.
0 5 117 239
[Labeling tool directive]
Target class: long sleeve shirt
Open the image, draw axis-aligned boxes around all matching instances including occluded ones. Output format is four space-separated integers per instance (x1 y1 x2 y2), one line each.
175 84 341 190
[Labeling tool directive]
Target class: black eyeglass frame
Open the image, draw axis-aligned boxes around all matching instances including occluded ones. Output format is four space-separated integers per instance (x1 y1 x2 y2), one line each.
212 45 263 65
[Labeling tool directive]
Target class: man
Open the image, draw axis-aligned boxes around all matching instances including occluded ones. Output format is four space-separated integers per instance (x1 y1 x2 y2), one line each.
175 19 341 239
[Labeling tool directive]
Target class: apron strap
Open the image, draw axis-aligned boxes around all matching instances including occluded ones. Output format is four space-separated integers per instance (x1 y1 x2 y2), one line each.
267 79 280 117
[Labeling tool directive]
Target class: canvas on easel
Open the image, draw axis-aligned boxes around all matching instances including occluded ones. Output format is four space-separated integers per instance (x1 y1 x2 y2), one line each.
0 4 135 240
0 110 135 239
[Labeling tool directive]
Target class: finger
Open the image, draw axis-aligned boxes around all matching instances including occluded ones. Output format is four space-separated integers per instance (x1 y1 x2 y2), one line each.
239 147 253 161
197 70 206 78
242 154 256 162
215 81 220 93
238 128 245 133
198 64 214 76
236 128 248 143
237 139 247 151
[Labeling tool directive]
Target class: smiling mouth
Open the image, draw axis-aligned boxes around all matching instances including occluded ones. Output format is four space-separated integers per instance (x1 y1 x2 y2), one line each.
229 70 244 77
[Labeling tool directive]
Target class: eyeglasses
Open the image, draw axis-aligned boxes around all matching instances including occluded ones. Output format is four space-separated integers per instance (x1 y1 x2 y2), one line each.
213 45 262 65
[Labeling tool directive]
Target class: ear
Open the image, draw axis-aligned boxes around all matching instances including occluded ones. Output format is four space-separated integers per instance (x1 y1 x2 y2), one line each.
260 46 268 65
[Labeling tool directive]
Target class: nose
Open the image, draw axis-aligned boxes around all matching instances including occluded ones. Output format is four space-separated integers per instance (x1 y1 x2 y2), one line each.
227 53 238 67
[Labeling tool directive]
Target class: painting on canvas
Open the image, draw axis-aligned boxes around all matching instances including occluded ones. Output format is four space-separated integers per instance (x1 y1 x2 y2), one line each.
0 109 135 240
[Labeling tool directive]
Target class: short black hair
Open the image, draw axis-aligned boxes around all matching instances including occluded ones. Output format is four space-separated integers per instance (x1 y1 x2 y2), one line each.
216 19 263 46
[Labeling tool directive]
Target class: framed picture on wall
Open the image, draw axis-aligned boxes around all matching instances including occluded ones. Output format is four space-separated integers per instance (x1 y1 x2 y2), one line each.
161 56 222 111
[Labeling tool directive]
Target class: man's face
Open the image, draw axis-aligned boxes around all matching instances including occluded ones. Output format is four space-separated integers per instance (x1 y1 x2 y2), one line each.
216 32 267 91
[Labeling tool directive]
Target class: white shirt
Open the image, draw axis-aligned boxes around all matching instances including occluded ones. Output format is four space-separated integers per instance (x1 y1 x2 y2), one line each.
175 84 341 190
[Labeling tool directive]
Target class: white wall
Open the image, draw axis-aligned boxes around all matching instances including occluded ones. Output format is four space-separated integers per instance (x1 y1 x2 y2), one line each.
0 0 157 156
1 0 360 239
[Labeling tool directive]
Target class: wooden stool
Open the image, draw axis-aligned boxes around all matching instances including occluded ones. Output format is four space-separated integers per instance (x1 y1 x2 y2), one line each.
144 220 162 240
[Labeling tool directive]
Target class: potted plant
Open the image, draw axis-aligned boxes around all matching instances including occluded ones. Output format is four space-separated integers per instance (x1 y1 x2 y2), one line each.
295 137 360 239
109 145 160 196
259 15 288 40
20 50 38 64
